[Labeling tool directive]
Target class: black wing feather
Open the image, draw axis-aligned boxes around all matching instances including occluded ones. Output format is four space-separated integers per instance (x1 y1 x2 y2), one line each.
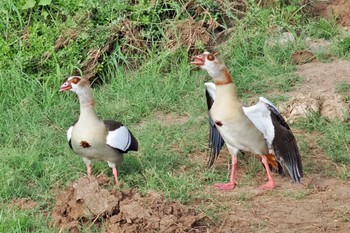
267 105 303 183
205 89 225 167
68 121 77 150
267 104 291 130
103 120 139 152
68 139 73 149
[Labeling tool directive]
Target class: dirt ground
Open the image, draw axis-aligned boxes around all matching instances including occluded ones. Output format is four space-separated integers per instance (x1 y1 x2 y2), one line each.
280 59 350 122
201 174 350 232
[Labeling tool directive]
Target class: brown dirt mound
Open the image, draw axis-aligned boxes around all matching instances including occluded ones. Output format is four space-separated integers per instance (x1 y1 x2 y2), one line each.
51 174 211 232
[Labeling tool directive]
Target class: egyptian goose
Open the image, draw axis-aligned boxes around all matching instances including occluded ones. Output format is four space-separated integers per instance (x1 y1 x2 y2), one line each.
60 76 138 185
191 52 302 190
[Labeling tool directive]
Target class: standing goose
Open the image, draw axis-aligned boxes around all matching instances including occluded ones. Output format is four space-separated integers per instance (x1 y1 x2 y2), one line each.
191 52 302 190
60 76 138 185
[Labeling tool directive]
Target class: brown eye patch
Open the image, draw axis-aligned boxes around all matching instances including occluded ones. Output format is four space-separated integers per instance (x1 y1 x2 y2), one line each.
71 77 81 84
207 54 215 61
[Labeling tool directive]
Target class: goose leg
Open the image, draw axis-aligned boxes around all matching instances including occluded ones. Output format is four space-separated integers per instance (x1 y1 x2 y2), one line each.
107 162 119 185
112 166 119 185
214 146 239 190
259 155 275 189
87 164 92 176
83 158 92 176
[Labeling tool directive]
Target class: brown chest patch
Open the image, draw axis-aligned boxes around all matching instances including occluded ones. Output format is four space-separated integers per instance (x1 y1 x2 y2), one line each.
80 141 91 148
215 121 223 127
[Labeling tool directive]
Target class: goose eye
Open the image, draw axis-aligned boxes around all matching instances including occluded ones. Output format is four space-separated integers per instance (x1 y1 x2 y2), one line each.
71 77 81 84
207 54 215 61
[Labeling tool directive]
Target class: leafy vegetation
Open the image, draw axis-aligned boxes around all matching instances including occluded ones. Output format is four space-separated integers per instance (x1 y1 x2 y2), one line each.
1 0 350 231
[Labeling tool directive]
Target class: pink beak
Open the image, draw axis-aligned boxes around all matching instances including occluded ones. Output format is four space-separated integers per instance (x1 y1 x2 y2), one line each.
191 54 205 66
60 82 72 92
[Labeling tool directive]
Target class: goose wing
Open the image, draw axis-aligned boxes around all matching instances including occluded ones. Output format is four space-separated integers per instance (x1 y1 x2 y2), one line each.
104 120 138 153
205 82 225 167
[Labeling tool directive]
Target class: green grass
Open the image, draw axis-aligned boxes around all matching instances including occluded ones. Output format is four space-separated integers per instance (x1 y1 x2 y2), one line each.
306 18 340 40
336 34 350 58
1 0 350 231
0 208 53 233
295 113 350 165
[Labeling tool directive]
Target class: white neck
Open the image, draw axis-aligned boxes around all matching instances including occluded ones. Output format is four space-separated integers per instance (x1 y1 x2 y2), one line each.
76 87 99 121
206 65 233 86
215 84 241 104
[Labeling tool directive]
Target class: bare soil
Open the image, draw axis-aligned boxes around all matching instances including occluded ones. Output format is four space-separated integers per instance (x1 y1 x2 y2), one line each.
51 174 210 233
154 111 190 125
188 132 350 232
280 59 350 122
202 174 350 232
12 197 38 209
308 0 350 26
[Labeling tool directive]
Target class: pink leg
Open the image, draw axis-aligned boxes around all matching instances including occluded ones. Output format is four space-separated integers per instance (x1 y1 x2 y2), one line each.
259 155 275 190
87 164 92 176
214 155 238 190
112 166 119 185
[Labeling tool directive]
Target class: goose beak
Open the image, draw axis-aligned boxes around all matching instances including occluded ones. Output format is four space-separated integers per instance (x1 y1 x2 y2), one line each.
191 54 205 66
60 82 72 92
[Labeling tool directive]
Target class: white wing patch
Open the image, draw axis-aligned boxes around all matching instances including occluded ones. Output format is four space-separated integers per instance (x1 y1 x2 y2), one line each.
258 96 279 112
243 99 275 146
67 126 74 142
204 82 216 99
106 126 131 151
